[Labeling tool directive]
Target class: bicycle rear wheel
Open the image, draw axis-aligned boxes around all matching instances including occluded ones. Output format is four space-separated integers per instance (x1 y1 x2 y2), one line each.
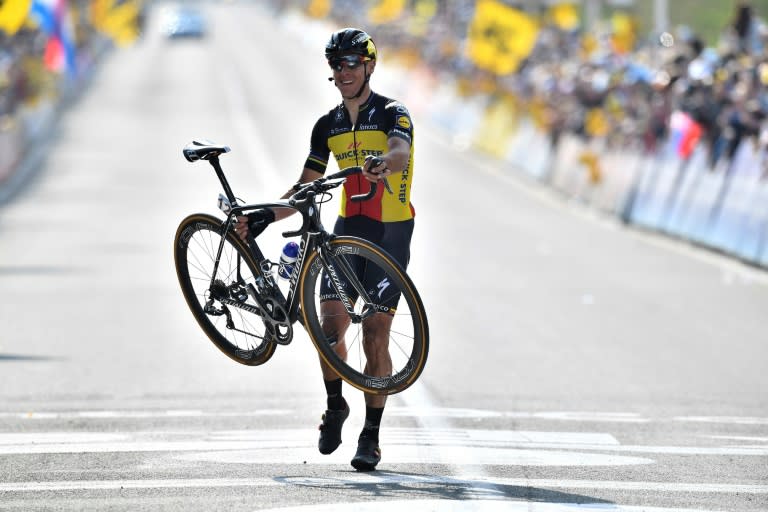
299 236 429 395
174 213 276 366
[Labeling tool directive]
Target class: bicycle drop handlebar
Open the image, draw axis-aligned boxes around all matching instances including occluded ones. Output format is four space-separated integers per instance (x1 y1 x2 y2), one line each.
289 165 378 205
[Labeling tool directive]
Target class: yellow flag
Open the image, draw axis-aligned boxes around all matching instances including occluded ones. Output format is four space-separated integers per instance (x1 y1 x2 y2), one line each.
368 0 406 25
0 0 32 36
467 0 538 75
93 0 141 47
307 0 331 19
548 2 579 31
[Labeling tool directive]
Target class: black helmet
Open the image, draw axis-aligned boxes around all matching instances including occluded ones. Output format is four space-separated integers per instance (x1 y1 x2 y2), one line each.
325 28 377 61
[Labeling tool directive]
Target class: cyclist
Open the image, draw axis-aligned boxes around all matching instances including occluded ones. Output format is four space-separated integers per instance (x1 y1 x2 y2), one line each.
234 27 415 471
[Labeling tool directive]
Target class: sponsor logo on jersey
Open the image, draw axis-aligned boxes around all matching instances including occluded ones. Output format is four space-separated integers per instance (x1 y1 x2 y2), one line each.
397 116 411 130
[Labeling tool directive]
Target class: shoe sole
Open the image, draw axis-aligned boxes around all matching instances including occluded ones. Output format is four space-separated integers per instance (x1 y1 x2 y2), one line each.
350 457 379 471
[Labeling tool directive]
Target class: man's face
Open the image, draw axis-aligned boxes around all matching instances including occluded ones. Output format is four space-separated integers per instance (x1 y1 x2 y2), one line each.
329 54 374 98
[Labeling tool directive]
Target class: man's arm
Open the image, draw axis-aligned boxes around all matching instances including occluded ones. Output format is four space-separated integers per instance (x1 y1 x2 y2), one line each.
362 136 411 183
274 167 325 220
234 167 324 241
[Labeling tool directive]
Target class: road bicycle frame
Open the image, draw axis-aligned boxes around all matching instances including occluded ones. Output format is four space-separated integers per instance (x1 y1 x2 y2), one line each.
203 154 379 345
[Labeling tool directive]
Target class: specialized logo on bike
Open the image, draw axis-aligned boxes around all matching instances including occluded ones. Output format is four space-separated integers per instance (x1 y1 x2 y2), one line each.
287 238 308 292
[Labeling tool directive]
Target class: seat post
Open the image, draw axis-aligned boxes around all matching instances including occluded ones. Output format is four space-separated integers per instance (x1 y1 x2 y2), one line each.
208 156 237 204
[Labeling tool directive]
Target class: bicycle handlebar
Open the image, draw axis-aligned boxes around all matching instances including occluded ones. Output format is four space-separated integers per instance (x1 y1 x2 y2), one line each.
290 165 379 205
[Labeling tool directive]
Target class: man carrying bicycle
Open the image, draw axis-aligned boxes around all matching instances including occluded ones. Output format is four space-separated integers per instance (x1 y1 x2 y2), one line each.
235 27 415 471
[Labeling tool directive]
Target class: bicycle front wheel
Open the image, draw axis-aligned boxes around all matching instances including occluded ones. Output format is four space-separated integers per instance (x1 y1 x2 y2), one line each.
299 236 429 395
174 213 276 366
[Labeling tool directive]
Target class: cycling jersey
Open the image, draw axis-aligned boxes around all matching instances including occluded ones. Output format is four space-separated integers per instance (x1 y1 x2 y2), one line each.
304 92 415 222
319 216 414 310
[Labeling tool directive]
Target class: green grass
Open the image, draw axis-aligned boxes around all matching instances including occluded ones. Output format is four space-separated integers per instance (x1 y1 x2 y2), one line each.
618 0 768 46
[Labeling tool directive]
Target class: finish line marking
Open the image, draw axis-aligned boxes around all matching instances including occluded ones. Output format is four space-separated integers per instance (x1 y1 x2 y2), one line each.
0 429 765 460
0 475 765 495
2 409 766 426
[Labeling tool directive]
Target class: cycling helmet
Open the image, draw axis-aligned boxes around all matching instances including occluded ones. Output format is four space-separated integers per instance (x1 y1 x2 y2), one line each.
325 28 377 61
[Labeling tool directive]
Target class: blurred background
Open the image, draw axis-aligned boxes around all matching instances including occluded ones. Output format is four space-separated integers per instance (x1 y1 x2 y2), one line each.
3 0 768 267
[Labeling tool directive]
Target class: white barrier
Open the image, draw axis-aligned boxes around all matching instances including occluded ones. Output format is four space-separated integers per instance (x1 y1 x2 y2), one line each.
407 74 768 268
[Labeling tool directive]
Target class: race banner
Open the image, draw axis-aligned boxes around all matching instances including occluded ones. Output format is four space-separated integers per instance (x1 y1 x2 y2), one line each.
0 0 32 35
466 0 538 75
92 0 141 47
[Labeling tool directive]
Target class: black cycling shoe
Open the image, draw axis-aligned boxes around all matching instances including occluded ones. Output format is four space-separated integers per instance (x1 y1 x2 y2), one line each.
350 436 381 471
317 404 350 455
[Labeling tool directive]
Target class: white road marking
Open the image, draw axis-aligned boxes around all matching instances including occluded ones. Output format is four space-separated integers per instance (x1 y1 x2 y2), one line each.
4 408 765 426
705 435 768 443
387 408 650 423
675 416 768 425
0 429 652 466
0 474 765 496
0 427 765 458
0 409 292 420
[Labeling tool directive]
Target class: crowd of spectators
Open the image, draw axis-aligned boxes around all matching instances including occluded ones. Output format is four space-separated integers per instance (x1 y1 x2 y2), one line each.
0 27 52 119
0 0 109 123
283 0 768 175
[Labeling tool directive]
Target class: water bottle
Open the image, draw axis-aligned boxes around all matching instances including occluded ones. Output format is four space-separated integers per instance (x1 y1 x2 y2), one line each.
277 242 299 280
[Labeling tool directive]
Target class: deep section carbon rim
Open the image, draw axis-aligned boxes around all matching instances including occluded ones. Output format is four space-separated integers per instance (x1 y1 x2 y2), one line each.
300 237 428 395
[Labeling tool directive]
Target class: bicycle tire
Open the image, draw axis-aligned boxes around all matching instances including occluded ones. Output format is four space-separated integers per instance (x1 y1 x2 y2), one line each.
299 236 429 395
174 213 276 366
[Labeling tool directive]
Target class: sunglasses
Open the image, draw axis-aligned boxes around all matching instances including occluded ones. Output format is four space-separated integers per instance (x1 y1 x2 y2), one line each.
329 55 367 72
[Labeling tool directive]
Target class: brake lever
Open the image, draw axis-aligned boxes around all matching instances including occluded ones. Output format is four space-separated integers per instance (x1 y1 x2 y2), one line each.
366 156 392 195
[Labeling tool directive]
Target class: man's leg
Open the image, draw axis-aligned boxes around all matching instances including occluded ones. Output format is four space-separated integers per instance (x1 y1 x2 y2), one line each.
317 300 350 455
352 312 393 471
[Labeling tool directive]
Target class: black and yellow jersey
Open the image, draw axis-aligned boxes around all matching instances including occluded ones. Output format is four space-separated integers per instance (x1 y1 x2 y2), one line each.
304 92 415 222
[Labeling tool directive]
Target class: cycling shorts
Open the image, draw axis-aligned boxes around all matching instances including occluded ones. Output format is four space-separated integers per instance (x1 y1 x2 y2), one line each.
319 215 414 312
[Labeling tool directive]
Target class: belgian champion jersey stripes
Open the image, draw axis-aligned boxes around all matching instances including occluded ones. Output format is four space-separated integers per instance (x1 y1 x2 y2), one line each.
303 92 415 222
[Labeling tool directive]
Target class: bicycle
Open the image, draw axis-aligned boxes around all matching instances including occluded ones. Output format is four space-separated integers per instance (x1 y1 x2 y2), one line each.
173 140 429 395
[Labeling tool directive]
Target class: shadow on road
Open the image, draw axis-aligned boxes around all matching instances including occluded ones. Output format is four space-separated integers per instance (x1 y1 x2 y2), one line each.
0 354 64 362
274 470 612 505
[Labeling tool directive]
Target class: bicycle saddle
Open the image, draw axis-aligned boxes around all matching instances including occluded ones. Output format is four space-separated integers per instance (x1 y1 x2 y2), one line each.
183 140 231 162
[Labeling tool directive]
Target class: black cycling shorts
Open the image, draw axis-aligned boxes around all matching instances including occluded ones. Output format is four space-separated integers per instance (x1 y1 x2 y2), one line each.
319 216 414 312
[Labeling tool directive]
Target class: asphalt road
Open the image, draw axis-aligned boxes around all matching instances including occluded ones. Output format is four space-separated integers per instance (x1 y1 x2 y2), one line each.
0 3 766 511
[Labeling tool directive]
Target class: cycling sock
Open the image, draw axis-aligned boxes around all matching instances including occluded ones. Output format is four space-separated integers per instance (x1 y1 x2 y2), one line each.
324 379 345 410
360 406 384 442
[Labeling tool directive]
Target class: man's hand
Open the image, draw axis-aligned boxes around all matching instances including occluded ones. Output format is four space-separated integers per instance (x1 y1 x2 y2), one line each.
362 155 391 183
234 208 275 241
